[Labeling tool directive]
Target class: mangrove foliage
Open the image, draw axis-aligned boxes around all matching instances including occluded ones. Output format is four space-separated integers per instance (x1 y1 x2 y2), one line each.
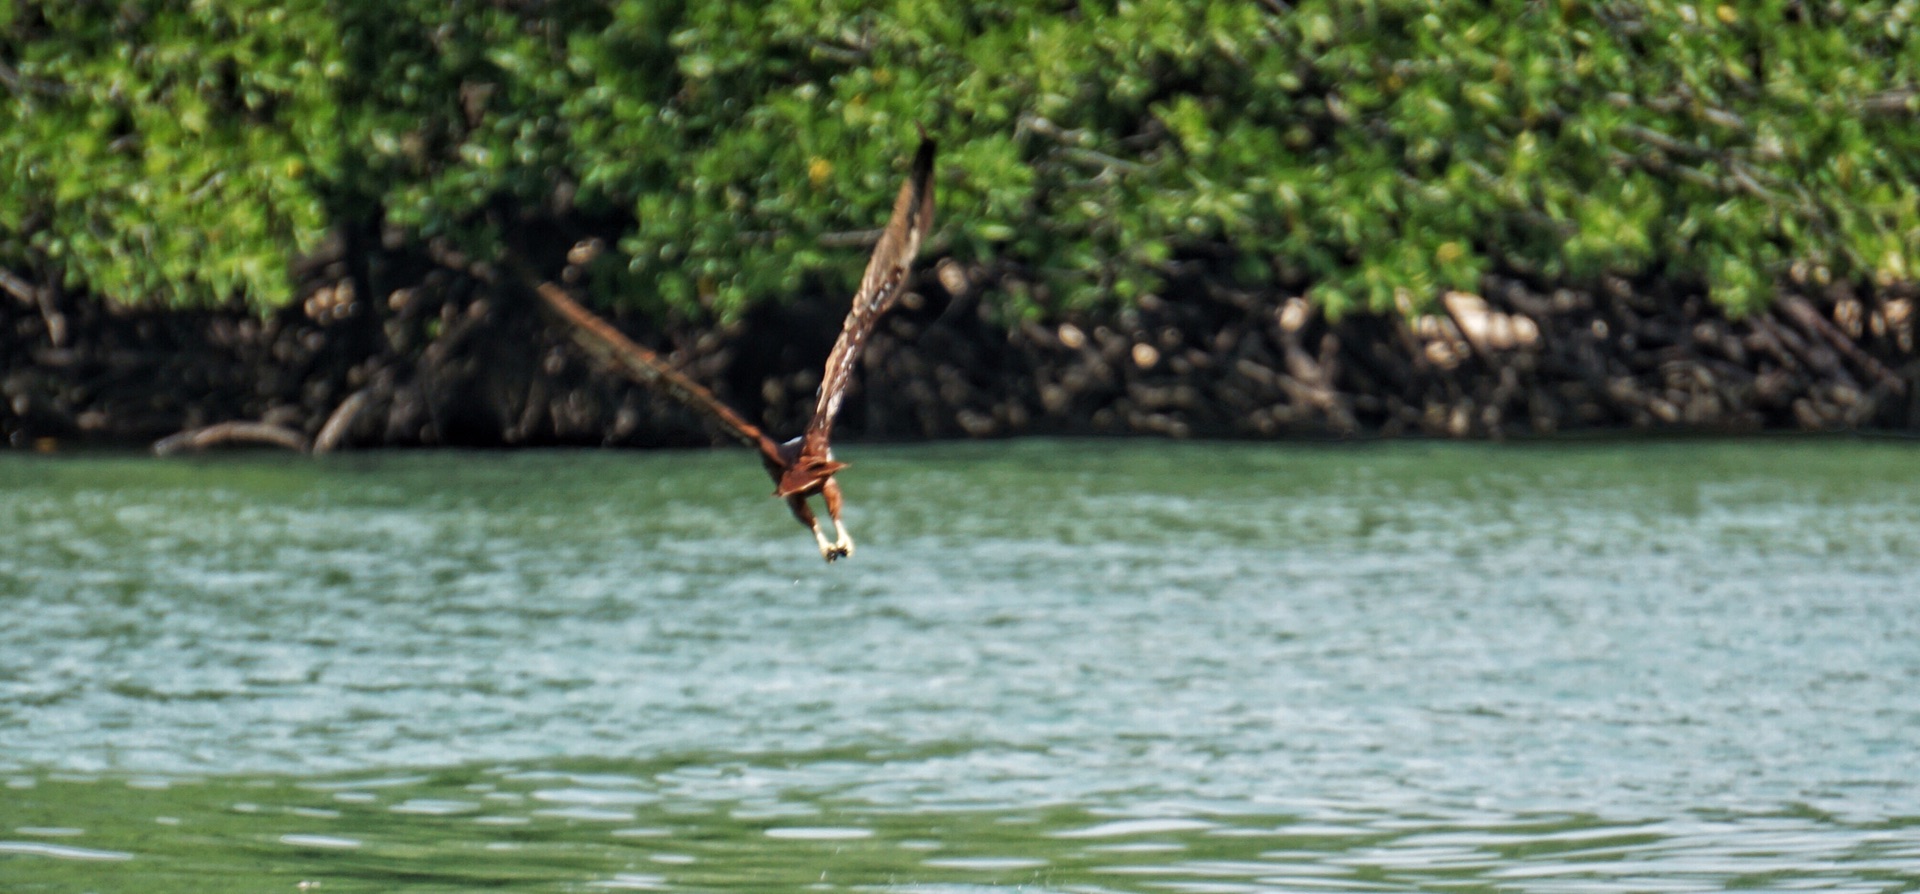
3 1 1917 319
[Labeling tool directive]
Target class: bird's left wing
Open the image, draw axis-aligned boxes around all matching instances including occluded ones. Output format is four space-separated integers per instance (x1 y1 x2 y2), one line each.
536 281 787 471
799 136 937 458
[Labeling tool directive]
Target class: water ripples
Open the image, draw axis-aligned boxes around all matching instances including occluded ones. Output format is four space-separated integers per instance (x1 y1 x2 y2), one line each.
3 766 1915 891
3 442 1920 889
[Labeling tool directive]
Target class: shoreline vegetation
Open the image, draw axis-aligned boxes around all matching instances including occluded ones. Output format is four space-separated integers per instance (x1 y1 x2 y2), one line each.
4 3 1918 448
5 252 1916 452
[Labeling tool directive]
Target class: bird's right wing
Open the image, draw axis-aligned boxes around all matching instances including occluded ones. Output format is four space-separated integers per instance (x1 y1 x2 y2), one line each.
535 281 785 470
799 136 937 460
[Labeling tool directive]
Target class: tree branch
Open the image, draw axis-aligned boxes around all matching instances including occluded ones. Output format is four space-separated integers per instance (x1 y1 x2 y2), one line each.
1855 89 1917 117
313 389 371 453
152 422 311 456
0 59 71 97
0 267 36 304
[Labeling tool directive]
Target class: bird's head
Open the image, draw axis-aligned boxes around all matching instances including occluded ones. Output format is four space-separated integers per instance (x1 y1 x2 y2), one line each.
772 438 847 498
774 455 848 499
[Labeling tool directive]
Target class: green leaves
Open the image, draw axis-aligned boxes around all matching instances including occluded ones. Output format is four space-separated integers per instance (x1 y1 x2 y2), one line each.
1 0 338 310
2 0 1916 318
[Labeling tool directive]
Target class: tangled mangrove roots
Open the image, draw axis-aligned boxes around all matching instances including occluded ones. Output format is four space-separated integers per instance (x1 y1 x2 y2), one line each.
4 253 1917 452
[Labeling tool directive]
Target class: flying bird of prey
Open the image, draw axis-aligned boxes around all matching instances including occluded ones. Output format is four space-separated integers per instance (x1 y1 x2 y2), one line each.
536 136 936 562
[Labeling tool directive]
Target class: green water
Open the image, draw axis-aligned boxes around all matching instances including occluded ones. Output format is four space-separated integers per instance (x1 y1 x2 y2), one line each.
2 440 1918 892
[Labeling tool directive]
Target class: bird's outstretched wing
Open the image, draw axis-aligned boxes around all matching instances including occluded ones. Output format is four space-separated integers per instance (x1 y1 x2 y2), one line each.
535 281 786 470
798 136 937 460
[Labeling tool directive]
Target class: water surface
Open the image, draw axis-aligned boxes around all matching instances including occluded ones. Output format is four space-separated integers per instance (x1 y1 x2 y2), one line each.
2 440 1917 891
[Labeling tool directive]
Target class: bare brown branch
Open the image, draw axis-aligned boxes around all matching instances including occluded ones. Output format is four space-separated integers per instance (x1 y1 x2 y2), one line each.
313 389 371 454
152 422 310 456
0 267 36 304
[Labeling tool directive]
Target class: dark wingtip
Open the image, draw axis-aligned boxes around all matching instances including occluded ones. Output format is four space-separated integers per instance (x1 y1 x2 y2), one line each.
913 127 936 173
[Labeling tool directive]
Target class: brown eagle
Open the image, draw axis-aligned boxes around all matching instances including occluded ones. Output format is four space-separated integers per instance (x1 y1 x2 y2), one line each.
536 136 936 562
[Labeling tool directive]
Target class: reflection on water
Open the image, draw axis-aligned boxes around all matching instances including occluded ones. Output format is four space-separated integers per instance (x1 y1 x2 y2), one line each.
2 441 1918 891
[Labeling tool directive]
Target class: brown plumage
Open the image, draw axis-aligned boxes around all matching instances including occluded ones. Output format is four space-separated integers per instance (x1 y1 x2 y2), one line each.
536 136 936 562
